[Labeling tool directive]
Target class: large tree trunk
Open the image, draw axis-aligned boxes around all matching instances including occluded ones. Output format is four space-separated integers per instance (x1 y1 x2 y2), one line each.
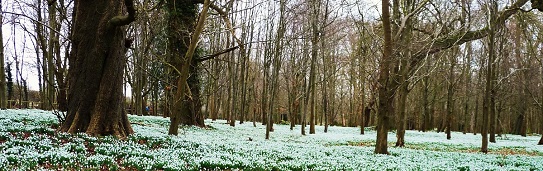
375 0 394 155
59 0 135 137
167 0 209 135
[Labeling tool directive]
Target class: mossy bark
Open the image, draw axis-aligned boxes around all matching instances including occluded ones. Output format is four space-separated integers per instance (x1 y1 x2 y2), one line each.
167 0 208 135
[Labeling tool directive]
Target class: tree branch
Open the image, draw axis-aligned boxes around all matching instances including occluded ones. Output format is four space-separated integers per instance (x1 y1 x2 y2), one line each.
409 0 529 74
196 46 239 62
108 0 136 27
193 0 244 50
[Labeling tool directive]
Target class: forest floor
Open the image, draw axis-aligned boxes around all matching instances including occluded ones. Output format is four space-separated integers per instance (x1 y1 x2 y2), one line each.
0 109 542 170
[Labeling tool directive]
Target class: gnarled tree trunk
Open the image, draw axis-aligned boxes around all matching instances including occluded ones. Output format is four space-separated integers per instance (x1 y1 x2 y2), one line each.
59 0 136 137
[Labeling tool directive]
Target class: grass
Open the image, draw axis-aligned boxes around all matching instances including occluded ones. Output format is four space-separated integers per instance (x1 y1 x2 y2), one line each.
0 109 542 170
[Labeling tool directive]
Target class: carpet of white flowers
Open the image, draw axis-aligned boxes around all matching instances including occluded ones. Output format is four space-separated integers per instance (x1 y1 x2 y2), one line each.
0 109 542 170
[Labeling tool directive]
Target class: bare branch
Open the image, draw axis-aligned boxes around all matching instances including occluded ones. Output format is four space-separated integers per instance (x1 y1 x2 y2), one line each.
196 46 240 62
409 0 530 74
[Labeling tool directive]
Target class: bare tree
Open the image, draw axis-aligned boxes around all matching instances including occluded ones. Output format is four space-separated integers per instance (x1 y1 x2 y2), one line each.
0 0 6 110
375 0 394 154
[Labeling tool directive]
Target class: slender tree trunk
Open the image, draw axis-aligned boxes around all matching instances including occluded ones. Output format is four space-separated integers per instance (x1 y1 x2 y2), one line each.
421 74 430 132
301 40 310 136
59 0 136 137
228 36 236 127
463 43 472 134
513 15 527 137
321 1 330 133
34 0 47 110
308 0 321 135
489 74 497 143
266 0 286 139
46 0 58 110
446 51 457 140
0 0 6 110
482 2 497 153
395 79 408 147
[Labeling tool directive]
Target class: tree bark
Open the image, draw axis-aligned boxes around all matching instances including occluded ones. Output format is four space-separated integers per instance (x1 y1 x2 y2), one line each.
0 0 6 110
395 80 408 147
167 0 210 135
46 0 58 111
308 0 321 135
375 0 394 155
482 1 497 153
512 14 527 137
463 42 472 134
421 74 430 132
59 0 136 137
446 50 457 140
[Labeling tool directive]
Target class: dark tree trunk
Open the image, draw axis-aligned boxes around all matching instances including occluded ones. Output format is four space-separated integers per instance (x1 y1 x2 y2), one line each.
0 0 6 110
514 114 527 136
446 51 457 140
181 59 204 126
165 0 206 134
375 0 394 155
364 106 371 127
482 2 497 153
59 0 135 137
395 81 408 147
421 75 430 132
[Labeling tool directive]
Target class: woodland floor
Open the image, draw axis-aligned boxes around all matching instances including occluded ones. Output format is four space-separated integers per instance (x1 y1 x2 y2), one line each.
0 109 542 170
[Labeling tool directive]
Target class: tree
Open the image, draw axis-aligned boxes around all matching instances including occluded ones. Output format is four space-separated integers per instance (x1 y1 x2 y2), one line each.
308 0 321 135
0 0 6 110
58 0 136 137
375 0 394 154
53 0 70 112
445 49 459 140
167 0 210 135
374 0 530 154
481 1 498 153
5 63 13 106
46 0 58 111
266 0 287 140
